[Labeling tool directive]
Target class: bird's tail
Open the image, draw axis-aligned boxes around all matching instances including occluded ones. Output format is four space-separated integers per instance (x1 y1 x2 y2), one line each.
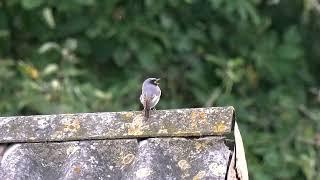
144 108 150 118
144 100 150 118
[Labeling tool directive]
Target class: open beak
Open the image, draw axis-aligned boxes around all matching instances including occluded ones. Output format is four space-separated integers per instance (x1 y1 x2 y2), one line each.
155 78 160 85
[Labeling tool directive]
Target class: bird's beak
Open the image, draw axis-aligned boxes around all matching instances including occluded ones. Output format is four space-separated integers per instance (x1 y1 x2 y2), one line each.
155 78 160 85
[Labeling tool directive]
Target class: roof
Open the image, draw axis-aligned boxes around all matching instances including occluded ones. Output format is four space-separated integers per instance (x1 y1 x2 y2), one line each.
0 107 235 179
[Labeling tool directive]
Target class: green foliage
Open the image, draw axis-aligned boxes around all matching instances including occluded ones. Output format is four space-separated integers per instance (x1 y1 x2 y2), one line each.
0 0 320 179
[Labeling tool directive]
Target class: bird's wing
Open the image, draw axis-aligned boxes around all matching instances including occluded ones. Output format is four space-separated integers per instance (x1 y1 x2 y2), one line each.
142 85 161 109
150 94 160 105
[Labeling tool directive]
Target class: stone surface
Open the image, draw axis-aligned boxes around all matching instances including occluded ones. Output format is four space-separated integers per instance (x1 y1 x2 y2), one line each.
0 107 234 143
0 107 237 179
0 137 231 180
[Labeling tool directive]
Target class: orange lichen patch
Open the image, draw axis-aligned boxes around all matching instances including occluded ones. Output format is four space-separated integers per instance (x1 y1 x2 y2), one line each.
51 117 82 139
191 111 197 122
122 112 134 121
127 126 143 136
73 165 81 174
127 115 146 136
190 111 208 129
199 111 207 121
191 121 197 129
178 160 191 170
194 142 208 153
122 154 135 165
63 119 81 133
213 122 227 134
173 129 201 136
193 170 206 180
190 111 198 128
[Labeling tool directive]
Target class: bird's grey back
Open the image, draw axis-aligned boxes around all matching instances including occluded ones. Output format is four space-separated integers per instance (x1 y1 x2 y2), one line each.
142 79 161 97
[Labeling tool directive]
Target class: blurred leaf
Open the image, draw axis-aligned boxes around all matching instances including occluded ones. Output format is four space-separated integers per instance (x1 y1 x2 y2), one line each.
38 42 60 54
42 64 58 76
42 7 55 29
21 0 44 10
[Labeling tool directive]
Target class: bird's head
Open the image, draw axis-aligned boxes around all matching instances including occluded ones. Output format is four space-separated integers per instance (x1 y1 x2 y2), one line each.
145 78 160 86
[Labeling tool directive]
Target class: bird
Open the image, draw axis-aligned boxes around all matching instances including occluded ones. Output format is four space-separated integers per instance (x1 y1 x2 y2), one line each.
140 78 161 118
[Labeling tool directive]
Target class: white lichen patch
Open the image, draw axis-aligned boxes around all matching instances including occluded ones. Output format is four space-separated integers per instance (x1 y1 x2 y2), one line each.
157 128 168 134
88 156 98 166
3 137 13 141
90 145 96 150
176 109 185 113
66 145 80 156
178 160 191 170
209 162 226 177
0 117 15 126
135 167 152 178
38 119 49 129
97 112 115 124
